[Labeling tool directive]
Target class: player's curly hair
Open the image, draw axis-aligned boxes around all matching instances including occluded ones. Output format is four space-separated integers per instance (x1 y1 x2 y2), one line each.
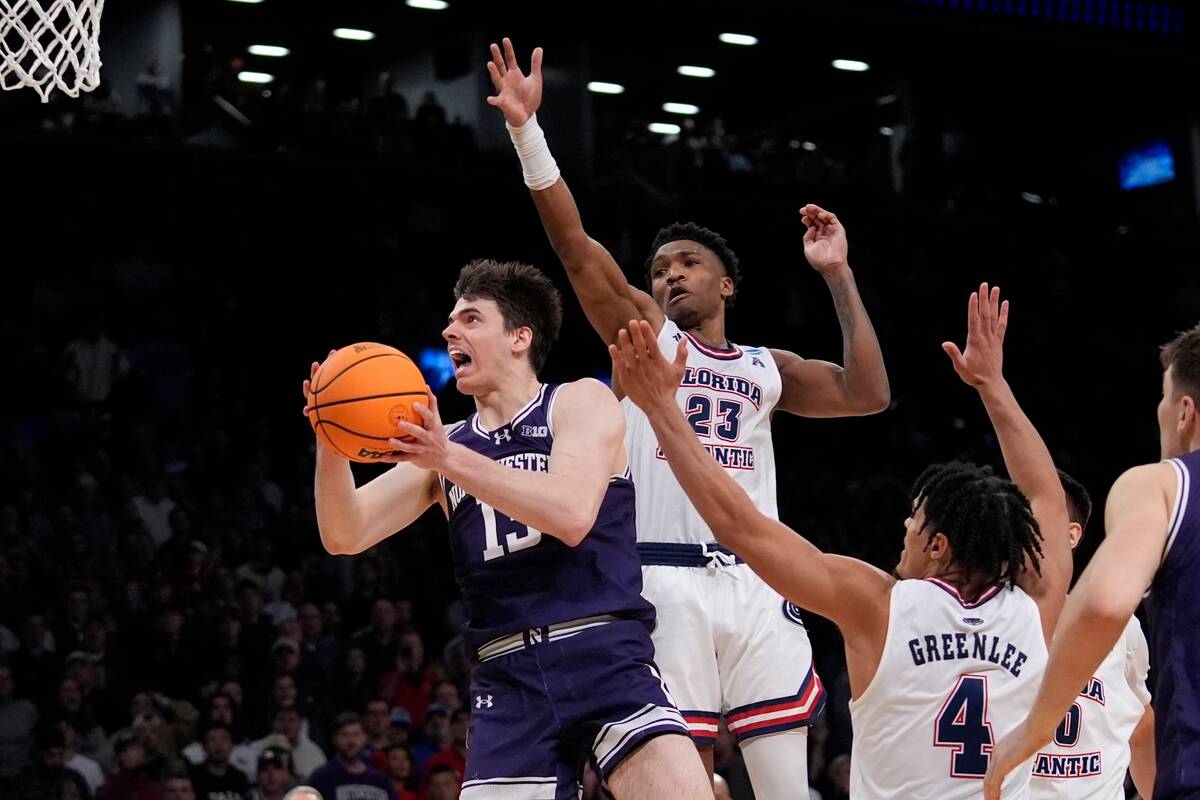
909 461 1044 591
645 222 742 305
1161 321 1200 401
453 259 563 373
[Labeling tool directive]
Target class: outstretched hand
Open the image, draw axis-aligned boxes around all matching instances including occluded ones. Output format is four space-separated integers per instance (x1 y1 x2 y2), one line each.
608 319 687 414
485 37 543 128
800 204 849 275
943 282 1008 389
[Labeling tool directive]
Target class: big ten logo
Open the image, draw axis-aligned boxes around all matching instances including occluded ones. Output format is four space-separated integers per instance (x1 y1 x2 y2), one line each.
521 424 549 438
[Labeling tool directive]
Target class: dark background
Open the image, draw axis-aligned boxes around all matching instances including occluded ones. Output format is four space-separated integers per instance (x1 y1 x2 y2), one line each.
2 1 1197 798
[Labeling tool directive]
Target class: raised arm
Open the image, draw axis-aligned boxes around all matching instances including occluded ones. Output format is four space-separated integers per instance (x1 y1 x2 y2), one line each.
943 284 1072 642
770 205 890 418
388 381 624 546
486 37 663 345
982 462 1175 799
303 358 440 556
611 319 893 687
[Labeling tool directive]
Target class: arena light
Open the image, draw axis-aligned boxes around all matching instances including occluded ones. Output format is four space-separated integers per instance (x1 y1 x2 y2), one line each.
333 28 376 41
802 141 817 151
1021 191 1045 204
227 0 264 4
587 81 625 95
248 45 289 57
238 71 274 84
879 126 894 136
663 102 699 115
719 32 758 46
406 0 449 9
832 59 870 72
677 65 716 78
649 122 681 135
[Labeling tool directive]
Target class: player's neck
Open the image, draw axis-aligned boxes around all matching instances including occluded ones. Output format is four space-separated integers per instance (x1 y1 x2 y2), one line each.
682 312 730 351
929 566 995 602
473 373 542 430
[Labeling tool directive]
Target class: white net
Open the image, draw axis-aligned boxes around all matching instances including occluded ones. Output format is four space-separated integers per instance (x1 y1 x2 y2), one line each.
0 0 104 103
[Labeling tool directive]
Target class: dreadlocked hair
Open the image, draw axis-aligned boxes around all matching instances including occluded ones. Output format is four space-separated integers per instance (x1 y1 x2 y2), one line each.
909 461 1044 590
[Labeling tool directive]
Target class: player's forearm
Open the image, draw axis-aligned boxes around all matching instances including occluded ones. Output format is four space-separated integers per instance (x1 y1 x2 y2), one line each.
314 446 366 555
822 267 890 413
1128 706 1156 799
439 443 602 545
1026 576 1136 740
975 378 1060 504
529 179 595 268
643 400 757 543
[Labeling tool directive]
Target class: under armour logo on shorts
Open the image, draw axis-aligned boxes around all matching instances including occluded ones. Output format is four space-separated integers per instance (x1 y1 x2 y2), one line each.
475 694 493 709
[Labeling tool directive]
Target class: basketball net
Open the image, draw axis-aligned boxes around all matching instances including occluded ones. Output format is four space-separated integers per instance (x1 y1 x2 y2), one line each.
1 0 105 103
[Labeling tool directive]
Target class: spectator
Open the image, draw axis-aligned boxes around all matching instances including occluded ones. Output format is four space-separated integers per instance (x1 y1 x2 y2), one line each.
417 710 466 797
385 708 411 749
248 746 293 800
235 540 284 604
56 587 92 655
58 717 105 796
360 699 390 764
270 640 301 680
296 604 336 687
96 731 160 800
162 770 195 800
130 479 175 550
823 753 851 800
428 684 460 716
18 725 92 800
306 714 395 800
408 707 449 778
374 744 415 800
181 693 256 782
188 722 249 800
252 707 324 780
333 649 373 717
0 663 40 779
423 765 458 800
63 315 127 405
377 632 435 727
352 601 397 685
414 92 446 127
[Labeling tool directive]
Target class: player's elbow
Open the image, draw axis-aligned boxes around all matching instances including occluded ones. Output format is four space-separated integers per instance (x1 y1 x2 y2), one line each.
557 509 598 547
862 386 891 414
318 526 362 556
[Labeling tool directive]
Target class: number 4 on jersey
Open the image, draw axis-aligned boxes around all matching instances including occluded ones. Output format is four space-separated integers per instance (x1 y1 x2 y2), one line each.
934 674 994 778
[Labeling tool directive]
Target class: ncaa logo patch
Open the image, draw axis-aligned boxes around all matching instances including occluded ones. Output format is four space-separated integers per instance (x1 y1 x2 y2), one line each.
782 600 807 627
962 617 985 626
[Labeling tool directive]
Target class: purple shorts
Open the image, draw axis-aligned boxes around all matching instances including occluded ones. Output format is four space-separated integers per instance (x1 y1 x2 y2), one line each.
460 617 689 799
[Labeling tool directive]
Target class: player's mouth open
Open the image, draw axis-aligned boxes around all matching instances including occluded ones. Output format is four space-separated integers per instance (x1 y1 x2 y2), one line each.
449 348 473 372
668 286 689 305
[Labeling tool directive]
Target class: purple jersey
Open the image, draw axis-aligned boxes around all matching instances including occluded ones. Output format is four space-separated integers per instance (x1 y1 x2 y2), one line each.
1147 449 1200 799
439 383 655 647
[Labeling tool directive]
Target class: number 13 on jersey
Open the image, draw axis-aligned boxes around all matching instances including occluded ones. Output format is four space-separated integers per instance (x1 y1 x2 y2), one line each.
480 501 541 561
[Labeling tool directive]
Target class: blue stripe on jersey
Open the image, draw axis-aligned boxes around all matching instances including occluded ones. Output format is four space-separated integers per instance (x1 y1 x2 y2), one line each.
440 383 655 647
1146 448 1200 798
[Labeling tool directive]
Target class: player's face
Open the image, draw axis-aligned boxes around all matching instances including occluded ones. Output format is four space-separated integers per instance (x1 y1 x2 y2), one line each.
649 241 733 329
444 297 524 394
895 502 933 579
1158 366 1195 459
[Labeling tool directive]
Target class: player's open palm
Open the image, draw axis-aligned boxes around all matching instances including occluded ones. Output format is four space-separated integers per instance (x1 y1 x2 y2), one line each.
609 320 686 414
485 37 542 128
943 282 1008 388
800 204 849 274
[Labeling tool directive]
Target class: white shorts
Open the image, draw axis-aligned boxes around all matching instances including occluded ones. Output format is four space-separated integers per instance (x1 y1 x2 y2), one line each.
642 558 825 745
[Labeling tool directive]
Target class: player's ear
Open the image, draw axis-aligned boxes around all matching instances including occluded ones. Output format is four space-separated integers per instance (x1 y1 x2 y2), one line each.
511 325 533 357
927 532 950 563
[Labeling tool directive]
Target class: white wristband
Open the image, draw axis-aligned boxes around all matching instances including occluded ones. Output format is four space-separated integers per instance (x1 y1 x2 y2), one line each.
506 113 561 191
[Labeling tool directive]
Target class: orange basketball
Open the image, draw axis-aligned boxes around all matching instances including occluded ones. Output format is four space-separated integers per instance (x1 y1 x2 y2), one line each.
306 343 430 463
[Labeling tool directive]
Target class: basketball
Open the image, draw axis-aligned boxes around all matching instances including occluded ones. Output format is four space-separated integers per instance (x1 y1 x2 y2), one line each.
306 343 430 463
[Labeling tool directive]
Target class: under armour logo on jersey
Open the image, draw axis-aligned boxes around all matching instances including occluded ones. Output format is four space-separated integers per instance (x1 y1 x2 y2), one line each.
751 357 765 368
672 332 683 341
493 429 512 445
474 695 493 709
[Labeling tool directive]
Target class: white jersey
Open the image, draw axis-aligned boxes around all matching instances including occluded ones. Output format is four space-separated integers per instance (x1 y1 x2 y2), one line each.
1030 615 1151 799
850 579 1049 799
622 319 782 544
